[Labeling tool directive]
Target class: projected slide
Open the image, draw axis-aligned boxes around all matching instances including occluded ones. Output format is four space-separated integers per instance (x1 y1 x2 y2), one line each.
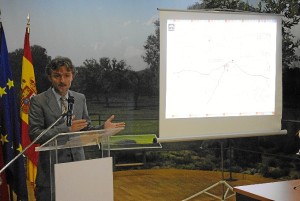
166 19 277 119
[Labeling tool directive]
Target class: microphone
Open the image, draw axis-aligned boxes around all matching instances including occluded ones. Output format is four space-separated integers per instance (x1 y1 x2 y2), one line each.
67 95 74 127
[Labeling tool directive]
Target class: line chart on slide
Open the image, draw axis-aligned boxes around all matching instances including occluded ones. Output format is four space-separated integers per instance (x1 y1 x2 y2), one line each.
166 59 275 118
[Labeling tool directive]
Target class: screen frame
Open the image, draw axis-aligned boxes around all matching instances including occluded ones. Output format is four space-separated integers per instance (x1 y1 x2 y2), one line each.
159 9 286 142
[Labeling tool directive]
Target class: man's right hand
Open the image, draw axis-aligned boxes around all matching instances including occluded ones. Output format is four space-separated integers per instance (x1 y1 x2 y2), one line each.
70 119 88 132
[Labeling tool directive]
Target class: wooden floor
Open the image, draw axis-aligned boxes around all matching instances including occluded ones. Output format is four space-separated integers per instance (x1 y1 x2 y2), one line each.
26 169 277 201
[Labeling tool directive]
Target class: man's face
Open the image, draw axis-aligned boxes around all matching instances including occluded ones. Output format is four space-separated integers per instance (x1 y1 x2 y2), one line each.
49 65 74 96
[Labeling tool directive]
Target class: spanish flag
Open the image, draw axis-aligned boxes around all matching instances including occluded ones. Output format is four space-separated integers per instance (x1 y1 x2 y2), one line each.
20 15 38 186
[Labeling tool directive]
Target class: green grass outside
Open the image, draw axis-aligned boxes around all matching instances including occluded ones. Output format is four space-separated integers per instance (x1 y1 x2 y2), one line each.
90 115 159 135
110 134 157 145
88 96 159 136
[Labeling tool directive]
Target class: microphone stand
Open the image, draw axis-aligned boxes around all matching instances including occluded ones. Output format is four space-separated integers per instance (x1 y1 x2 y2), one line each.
0 112 67 185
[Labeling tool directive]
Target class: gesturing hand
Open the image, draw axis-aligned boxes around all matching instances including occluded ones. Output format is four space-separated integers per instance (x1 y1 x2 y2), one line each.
104 115 125 129
70 119 88 132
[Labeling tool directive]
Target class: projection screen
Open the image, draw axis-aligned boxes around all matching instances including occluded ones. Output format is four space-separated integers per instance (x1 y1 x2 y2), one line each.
159 9 286 142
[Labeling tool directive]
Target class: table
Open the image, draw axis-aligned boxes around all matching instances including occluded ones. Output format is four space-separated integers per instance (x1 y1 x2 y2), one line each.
234 179 300 201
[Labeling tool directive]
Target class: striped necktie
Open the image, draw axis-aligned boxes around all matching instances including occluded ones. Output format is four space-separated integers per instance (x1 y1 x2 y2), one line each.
60 97 68 114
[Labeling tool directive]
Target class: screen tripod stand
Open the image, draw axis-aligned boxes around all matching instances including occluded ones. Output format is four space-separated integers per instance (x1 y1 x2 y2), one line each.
182 141 235 201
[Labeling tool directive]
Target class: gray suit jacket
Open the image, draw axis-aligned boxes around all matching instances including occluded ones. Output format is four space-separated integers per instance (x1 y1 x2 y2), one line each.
29 88 99 187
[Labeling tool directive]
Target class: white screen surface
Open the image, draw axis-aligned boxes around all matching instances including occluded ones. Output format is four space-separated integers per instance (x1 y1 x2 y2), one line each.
159 9 286 141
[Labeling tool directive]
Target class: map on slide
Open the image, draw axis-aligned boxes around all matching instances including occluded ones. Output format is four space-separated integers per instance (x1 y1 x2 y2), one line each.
166 19 277 119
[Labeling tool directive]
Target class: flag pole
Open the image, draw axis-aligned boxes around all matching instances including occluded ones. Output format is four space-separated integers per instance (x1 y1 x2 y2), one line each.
21 12 40 187
27 13 30 33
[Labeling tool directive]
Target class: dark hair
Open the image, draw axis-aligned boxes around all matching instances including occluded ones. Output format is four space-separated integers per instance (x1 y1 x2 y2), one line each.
45 56 77 76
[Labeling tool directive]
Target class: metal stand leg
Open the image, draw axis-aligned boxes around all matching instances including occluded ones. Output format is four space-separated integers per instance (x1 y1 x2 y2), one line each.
182 142 235 201
183 180 235 201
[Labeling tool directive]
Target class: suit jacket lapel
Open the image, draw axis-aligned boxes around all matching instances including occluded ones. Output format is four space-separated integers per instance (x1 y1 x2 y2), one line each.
45 88 61 116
